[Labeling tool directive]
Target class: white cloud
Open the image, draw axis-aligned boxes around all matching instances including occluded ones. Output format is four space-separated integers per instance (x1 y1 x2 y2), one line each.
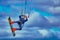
44 16 60 23
48 7 60 13
49 28 60 39
7 0 24 4
38 29 51 38
25 11 41 26
38 28 60 38
52 0 60 5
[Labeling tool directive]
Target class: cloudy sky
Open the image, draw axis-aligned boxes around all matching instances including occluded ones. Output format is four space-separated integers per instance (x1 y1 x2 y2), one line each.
0 0 60 40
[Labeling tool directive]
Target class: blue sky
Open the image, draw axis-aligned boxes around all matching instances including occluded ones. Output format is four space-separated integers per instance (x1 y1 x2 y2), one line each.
0 0 60 40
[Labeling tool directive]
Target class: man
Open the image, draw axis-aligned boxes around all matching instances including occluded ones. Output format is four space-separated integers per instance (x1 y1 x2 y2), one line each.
10 14 29 32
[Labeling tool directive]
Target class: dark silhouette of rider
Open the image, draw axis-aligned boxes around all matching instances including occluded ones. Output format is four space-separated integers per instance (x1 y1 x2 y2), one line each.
10 14 29 32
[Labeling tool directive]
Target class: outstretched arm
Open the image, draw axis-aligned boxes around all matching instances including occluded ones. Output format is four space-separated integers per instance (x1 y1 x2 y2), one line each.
27 14 30 18
24 14 30 22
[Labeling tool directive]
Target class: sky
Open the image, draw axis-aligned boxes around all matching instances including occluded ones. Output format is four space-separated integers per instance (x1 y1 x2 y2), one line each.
0 0 60 40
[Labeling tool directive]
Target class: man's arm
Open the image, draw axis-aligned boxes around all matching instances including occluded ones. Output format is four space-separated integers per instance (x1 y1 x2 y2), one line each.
28 14 30 18
25 18 28 22
25 17 28 22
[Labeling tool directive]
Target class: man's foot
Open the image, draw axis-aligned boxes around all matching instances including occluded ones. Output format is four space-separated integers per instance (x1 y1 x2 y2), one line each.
16 28 22 30
11 28 16 32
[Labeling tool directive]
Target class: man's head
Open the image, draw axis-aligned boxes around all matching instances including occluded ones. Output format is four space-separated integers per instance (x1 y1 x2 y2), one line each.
19 15 27 19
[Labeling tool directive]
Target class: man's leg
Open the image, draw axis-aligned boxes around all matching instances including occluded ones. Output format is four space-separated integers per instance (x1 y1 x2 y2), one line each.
11 21 23 31
11 21 19 32
16 23 23 30
10 21 19 24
